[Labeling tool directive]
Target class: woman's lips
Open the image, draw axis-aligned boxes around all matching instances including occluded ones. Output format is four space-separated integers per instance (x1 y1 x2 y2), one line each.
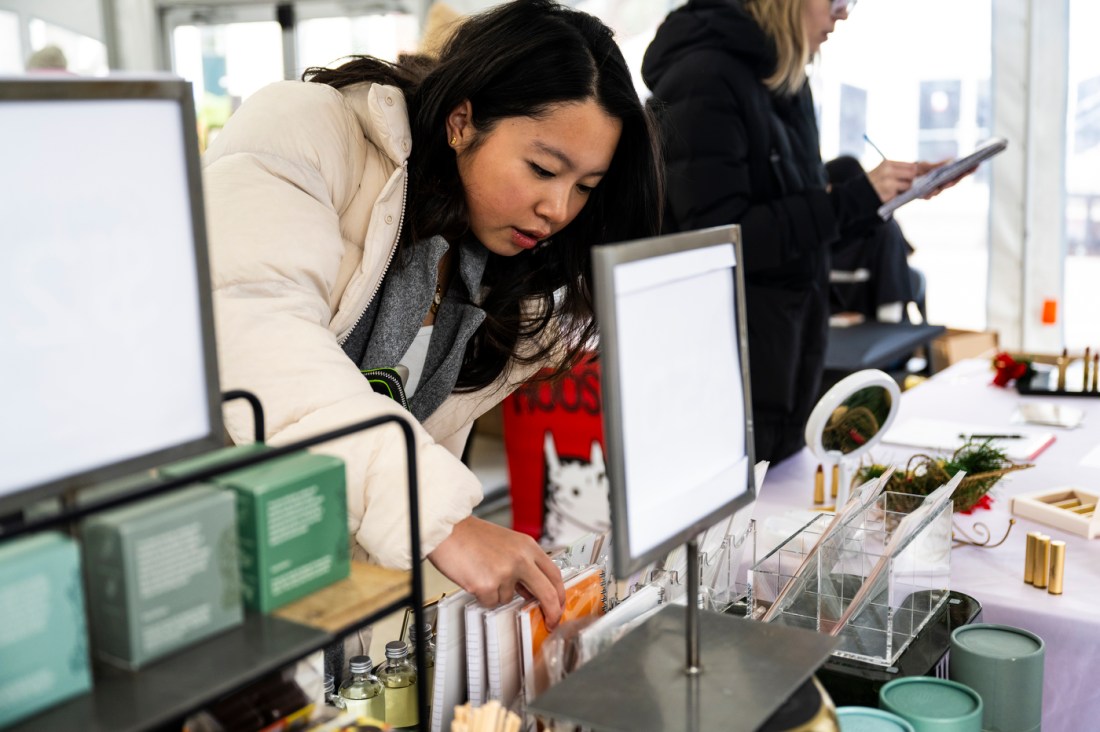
512 228 544 250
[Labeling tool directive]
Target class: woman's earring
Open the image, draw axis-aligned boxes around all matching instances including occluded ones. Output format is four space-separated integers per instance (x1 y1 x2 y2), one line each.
450 136 457 146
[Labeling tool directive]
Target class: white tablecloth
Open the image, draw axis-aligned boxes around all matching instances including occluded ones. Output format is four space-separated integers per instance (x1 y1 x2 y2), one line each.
751 358 1100 731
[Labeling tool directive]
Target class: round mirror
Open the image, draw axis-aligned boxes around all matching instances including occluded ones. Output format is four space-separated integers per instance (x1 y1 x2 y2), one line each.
805 370 900 462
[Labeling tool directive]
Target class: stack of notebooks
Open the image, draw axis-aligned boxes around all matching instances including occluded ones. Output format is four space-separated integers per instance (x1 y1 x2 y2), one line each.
517 565 607 702
425 564 609 732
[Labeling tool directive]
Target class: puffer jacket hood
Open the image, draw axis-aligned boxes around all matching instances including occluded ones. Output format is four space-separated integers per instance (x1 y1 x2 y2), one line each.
642 0 775 92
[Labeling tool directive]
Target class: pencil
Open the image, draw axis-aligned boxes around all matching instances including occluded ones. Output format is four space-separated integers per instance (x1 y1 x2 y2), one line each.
863 133 887 161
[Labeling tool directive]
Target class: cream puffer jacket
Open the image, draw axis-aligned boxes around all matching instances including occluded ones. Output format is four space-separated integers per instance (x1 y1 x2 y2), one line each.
203 80 543 569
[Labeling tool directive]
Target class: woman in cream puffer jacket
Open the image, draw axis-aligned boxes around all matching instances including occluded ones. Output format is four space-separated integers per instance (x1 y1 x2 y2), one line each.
203 0 662 620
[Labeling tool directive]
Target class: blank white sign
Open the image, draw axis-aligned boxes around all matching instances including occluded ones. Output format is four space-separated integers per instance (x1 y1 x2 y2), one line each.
610 243 750 558
0 97 212 498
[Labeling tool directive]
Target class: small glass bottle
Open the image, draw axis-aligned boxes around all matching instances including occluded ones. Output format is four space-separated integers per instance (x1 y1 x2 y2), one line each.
323 674 340 707
378 640 419 729
337 655 385 722
407 621 436 705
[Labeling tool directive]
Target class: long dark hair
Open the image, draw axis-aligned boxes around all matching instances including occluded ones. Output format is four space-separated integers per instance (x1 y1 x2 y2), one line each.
305 0 663 390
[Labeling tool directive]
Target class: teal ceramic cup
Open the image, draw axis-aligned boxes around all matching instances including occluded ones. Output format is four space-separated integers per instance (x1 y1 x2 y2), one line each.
837 706 916 732
949 623 1045 732
879 677 982 732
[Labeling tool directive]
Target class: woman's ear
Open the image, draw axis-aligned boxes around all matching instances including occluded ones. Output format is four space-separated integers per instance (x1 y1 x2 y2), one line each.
446 99 474 149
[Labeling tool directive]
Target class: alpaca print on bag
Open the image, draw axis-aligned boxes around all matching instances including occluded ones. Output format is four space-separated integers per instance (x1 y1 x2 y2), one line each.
541 432 610 546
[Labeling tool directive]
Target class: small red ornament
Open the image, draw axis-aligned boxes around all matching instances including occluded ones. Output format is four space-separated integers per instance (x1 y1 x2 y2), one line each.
991 352 1030 387
959 493 994 514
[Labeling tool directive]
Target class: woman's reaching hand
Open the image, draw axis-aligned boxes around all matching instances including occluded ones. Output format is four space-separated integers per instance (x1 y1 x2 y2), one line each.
428 515 567 628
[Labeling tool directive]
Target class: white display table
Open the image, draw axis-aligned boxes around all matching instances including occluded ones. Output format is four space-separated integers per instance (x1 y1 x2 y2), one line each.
753 358 1100 732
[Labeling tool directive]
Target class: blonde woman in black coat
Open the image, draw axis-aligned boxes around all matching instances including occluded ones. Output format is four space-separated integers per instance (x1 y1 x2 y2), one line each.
643 0 937 462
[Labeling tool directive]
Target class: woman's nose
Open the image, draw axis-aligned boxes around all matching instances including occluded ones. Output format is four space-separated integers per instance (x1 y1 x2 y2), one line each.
536 185 571 226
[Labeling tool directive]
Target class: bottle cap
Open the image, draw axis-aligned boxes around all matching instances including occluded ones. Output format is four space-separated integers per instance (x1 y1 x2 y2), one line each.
386 640 410 659
349 655 373 674
408 621 433 644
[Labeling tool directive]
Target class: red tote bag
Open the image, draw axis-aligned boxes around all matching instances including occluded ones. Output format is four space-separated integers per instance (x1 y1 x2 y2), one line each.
501 356 610 546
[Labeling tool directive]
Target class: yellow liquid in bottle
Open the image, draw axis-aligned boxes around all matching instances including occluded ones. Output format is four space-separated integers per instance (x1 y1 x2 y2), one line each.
382 677 418 728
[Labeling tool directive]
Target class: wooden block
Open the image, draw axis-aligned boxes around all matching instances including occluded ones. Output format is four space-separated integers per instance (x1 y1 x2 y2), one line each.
274 561 411 632
1011 488 1100 539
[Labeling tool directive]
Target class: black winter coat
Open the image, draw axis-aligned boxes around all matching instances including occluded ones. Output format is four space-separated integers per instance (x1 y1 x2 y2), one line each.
642 0 882 463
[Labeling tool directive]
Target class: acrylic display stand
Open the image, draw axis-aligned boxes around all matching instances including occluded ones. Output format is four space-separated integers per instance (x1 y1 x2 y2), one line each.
530 539 839 732
750 491 953 667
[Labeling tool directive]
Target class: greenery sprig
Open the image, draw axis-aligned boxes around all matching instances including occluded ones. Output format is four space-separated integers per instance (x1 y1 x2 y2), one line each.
856 438 1033 512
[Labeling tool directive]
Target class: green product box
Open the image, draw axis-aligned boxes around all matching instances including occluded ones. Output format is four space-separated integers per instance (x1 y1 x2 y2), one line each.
0 532 92 728
81 485 243 670
158 442 269 481
216 452 350 612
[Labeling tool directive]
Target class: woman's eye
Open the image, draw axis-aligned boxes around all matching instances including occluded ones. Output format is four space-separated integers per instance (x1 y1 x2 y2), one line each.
577 183 595 195
529 162 554 179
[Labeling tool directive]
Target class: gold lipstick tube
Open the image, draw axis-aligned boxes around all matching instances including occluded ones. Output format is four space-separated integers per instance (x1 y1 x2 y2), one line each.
1048 541 1065 595
1033 535 1051 589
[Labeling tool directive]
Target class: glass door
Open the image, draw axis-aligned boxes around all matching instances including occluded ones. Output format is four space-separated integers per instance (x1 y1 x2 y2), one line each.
162 1 419 151
162 4 283 150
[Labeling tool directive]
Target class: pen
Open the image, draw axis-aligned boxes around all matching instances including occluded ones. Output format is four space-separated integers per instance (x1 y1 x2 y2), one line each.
863 133 887 161
959 433 1023 440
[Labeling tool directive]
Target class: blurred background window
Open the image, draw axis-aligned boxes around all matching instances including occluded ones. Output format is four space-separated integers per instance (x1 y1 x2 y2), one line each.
1064 0 1100 349
0 10 21 73
28 17 108 75
297 11 419 72
167 7 282 150
813 0 993 333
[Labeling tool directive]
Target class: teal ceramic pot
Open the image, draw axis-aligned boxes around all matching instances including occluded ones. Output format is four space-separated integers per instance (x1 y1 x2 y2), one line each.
879 677 982 732
949 623 1045 732
836 706 916 732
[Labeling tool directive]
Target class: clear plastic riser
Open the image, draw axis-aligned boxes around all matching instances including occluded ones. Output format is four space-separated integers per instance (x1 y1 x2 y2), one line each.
749 492 952 667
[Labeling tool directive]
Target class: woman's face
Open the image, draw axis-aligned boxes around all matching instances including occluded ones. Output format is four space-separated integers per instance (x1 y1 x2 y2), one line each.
804 0 849 55
450 99 621 257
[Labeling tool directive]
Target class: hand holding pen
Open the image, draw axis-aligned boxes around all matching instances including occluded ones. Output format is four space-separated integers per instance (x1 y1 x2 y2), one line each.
863 133 973 203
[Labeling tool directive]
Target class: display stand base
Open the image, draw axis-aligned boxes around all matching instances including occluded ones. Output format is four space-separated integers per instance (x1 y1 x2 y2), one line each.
529 604 837 732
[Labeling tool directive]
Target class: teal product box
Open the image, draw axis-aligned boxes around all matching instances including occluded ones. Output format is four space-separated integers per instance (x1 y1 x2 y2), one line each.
0 532 93 728
81 485 244 670
158 442 269 481
216 452 350 612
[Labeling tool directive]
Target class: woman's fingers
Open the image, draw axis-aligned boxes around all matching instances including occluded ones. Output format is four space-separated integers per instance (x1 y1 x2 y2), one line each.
517 558 566 629
868 160 920 202
427 515 565 625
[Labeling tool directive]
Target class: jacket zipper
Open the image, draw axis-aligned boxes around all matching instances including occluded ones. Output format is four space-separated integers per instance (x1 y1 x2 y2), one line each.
770 150 789 196
337 160 409 347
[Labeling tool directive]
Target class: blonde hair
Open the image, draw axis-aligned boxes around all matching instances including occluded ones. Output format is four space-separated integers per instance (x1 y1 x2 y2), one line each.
419 2 464 60
743 0 811 96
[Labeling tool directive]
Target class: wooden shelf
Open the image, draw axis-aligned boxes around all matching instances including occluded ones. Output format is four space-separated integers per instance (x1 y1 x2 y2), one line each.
10 562 414 732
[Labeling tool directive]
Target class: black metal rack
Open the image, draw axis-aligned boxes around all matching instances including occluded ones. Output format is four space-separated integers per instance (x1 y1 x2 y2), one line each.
2 395 428 732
